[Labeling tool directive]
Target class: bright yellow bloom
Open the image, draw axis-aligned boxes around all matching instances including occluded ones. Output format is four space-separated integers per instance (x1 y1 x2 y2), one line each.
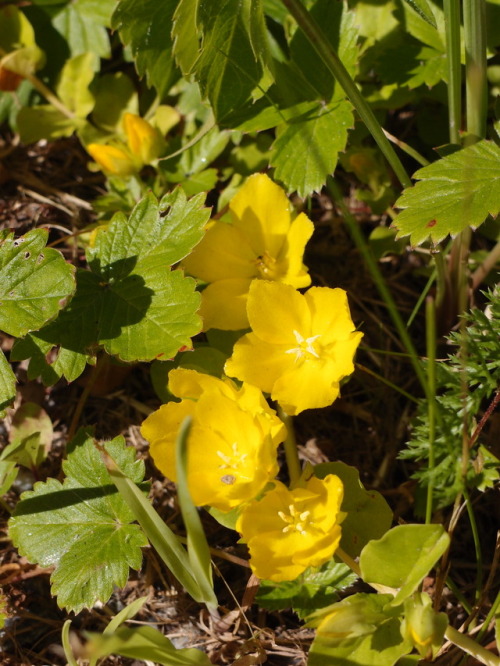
182 173 314 330
86 143 136 176
236 474 344 581
225 281 363 415
123 112 163 165
140 369 286 512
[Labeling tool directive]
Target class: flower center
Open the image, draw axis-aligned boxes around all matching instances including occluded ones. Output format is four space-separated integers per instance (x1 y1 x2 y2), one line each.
254 252 278 279
285 330 321 362
278 504 312 535
216 442 249 484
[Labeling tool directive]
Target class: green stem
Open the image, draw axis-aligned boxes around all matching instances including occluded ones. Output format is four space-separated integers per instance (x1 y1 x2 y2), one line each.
477 589 500 642
280 0 412 190
356 362 420 404
446 576 473 614
463 0 487 139
25 73 76 120
382 129 430 166
464 488 483 601
445 626 500 666
328 178 429 399
434 249 447 311
443 0 462 143
425 296 437 524
277 407 301 487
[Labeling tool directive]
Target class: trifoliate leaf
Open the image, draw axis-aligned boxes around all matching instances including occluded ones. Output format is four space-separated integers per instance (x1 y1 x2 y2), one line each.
112 0 178 97
393 141 500 245
0 349 15 417
271 99 353 196
12 190 209 382
0 229 76 337
9 429 148 613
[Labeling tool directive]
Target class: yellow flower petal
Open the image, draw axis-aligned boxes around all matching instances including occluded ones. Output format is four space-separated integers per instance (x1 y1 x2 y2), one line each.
168 367 235 401
87 143 136 176
246 280 310 344
230 173 292 257
275 212 314 287
183 221 256 283
271 358 341 415
199 278 253 331
225 333 291 394
123 112 162 164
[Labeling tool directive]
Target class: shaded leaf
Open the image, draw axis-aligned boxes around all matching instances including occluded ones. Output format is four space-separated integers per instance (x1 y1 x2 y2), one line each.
0 348 15 418
315 461 393 557
172 0 201 76
0 229 75 337
112 0 178 97
271 100 353 196
16 106 83 143
9 429 148 613
393 141 500 245
402 0 437 27
1 402 53 469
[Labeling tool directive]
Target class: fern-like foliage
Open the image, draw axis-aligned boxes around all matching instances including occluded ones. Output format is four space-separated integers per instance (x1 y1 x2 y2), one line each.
400 289 500 510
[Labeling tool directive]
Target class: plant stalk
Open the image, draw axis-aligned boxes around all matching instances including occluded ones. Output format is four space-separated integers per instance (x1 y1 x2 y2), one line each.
445 625 500 666
425 296 437 524
463 0 488 139
26 73 76 120
443 0 462 143
280 0 412 190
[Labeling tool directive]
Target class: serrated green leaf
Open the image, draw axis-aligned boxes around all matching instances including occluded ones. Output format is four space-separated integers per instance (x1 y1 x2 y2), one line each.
9 429 148 613
257 560 357 618
377 44 447 90
85 625 212 665
290 0 359 101
12 191 209 381
393 141 500 245
315 461 393 557
359 524 450 605
112 0 178 96
271 100 353 196
172 0 201 76
402 0 437 27
0 229 75 337
193 0 264 122
56 52 97 117
0 349 15 417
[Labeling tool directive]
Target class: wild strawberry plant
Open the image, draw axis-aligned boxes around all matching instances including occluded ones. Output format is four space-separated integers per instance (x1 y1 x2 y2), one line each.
1 0 499 664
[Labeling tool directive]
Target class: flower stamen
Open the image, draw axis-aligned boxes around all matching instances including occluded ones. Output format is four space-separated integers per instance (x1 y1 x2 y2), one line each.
278 504 312 535
285 330 321 362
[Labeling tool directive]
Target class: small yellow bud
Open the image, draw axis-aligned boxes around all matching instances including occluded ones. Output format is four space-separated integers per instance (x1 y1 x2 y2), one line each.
123 112 162 165
87 143 136 176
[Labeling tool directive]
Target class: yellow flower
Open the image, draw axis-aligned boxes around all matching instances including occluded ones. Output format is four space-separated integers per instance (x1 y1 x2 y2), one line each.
86 143 136 176
123 112 163 165
225 281 363 415
236 474 344 581
140 369 286 512
182 173 314 330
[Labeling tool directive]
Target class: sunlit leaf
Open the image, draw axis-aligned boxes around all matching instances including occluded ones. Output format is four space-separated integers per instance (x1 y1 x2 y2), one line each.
393 141 500 245
9 429 148 613
0 229 75 337
0 349 15 418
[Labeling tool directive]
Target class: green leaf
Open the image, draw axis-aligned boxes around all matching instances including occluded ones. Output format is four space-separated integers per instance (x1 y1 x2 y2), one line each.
309 593 411 666
172 0 201 76
85 625 212 665
12 190 209 382
271 100 353 196
91 72 137 131
9 429 148 613
51 3 112 57
393 141 500 245
257 560 357 619
193 0 265 122
0 229 75 337
111 0 178 97
359 524 450 605
401 0 437 27
56 52 97 117
0 349 15 417
16 106 83 144
315 461 393 557
290 0 359 101
1 402 52 469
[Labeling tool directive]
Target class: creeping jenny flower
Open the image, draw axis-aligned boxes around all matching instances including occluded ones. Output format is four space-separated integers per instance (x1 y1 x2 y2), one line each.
225 280 363 415
182 173 314 330
140 369 286 512
236 474 345 581
87 113 163 176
